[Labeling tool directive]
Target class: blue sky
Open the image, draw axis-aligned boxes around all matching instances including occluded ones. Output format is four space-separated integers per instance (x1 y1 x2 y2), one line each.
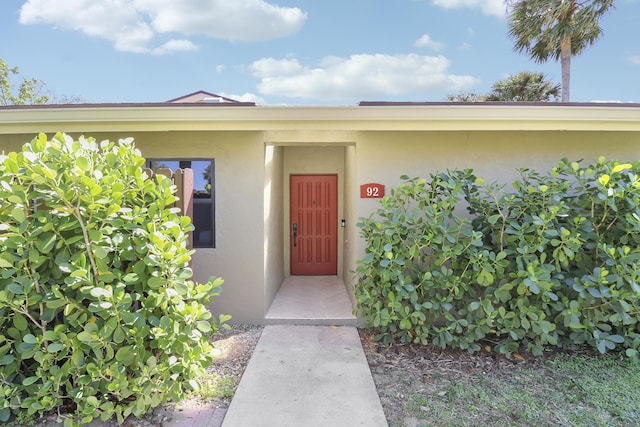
1 0 639 105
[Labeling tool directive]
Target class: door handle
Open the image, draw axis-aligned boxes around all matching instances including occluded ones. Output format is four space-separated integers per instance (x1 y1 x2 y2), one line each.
292 223 298 247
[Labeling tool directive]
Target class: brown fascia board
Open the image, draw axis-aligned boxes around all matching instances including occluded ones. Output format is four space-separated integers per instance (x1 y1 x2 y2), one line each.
0 101 257 110
358 101 640 108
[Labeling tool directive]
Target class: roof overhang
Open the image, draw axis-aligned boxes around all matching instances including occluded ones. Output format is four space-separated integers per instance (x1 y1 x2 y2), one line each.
1 102 640 134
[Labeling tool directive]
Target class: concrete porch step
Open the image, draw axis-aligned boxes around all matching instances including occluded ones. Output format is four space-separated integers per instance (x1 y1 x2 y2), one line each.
265 276 358 326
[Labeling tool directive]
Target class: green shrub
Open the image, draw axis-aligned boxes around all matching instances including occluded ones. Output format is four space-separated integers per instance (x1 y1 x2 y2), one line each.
0 133 228 425
355 157 640 358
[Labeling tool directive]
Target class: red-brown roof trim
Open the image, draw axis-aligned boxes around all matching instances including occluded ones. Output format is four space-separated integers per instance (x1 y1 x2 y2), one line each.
0 101 257 110
359 101 640 108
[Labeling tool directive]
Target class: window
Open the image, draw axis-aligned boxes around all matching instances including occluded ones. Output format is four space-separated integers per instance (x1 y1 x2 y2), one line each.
147 159 215 248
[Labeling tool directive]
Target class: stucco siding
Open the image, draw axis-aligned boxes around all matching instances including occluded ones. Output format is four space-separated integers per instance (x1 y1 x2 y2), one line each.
105 131 266 323
264 145 285 314
0 133 39 152
343 145 358 306
1 104 639 324
355 130 640 258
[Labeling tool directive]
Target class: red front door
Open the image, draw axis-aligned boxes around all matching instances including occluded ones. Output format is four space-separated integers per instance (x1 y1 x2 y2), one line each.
290 175 338 275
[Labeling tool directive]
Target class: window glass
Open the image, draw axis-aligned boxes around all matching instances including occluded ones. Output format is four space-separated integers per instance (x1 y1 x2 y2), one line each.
147 159 215 248
193 200 214 247
189 160 212 199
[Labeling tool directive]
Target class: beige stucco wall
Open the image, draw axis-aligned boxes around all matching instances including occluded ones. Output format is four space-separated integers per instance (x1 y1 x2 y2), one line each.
264 145 285 314
2 130 267 324
354 130 640 258
1 105 639 325
146 131 265 324
0 133 34 152
343 145 358 306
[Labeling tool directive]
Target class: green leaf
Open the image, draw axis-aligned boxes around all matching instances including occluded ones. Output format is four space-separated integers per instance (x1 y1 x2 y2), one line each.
608 334 625 344
487 214 502 225
0 354 15 365
43 330 58 341
0 407 11 423
187 379 200 392
23 334 37 344
70 269 87 278
123 273 139 283
76 156 90 171
92 245 108 259
45 299 68 309
611 163 631 174
22 376 39 386
115 346 135 365
36 233 56 254
47 343 64 353
90 287 108 298
113 326 126 344
13 313 28 331
147 276 165 289
7 283 23 294
11 207 26 223
8 194 22 204
196 320 212 333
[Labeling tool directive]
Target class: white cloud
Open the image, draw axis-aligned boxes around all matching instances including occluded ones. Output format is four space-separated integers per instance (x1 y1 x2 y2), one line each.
219 92 266 104
250 54 479 101
19 0 306 54
431 0 506 17
629 55 640 64
150 39 198 55
138 0 306 41
251 57 304 76
414 34 444 51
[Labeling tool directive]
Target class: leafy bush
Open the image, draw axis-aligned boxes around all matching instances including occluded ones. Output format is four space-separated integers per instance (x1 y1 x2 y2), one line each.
0 133 228 425
355 158 640 358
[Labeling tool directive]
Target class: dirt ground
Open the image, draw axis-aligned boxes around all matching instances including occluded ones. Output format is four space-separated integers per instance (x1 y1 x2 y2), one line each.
25 325 263 427
15 325 578 427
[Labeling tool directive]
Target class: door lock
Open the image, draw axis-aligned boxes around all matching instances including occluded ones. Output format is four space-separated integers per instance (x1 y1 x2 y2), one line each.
292 223 298 247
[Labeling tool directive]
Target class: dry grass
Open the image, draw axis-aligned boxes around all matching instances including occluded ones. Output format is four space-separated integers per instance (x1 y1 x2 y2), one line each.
360 330 640 427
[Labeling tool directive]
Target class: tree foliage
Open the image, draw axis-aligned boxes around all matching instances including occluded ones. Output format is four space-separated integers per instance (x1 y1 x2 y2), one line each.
0 133 227 425
506 0 614 101
446 91 485 102
0 59 50 105
446 72 560 102
485 71 560 101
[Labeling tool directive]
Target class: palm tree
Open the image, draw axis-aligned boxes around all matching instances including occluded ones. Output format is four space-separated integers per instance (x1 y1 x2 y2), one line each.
506 0 614 102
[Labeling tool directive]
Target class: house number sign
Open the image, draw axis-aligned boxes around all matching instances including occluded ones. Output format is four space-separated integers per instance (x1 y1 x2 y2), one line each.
360 183 385 198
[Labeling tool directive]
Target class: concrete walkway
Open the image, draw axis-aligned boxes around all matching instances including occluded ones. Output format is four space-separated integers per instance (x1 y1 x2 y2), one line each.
221 324 388 427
